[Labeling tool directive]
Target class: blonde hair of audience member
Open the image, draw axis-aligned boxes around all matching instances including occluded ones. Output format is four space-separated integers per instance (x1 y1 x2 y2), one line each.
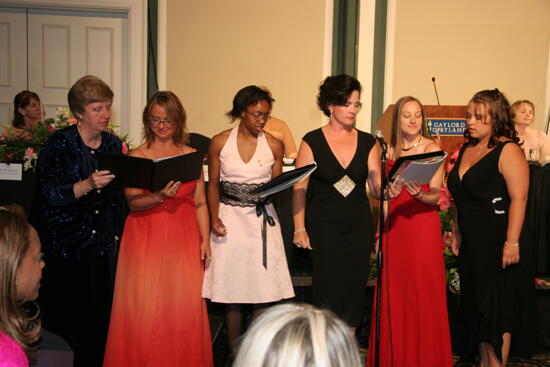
233 303 361 367
511 99 550 162
0 205 44 359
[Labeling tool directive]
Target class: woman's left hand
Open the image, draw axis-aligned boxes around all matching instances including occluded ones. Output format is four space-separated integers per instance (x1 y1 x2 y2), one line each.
403 180 422 198
502 244 520 269
201 240 212 268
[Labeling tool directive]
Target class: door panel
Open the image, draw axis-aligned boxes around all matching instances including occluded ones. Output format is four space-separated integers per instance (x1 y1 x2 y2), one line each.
0 7 28 127
28 10 124 123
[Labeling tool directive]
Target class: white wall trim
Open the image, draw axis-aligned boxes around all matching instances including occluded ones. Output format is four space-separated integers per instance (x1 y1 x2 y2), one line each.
545 40 550 134
157 0 166 90
322 0 333 79
0 0 147 143
383 0 396 109
356 0 376 132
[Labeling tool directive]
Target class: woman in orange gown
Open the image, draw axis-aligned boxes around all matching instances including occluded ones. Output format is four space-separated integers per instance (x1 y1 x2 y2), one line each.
103 91 213 366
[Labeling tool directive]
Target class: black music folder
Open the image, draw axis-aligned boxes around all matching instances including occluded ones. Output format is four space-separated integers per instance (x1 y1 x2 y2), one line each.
250 163 317 198
98 151 203 191
388 151 446 185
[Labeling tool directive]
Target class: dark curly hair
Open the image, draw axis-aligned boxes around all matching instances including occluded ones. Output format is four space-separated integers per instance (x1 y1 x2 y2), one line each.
317 75 362 117
226 86 274 123
465 89 519 148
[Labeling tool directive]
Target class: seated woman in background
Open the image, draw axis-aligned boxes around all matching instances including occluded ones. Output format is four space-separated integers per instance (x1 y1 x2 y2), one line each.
511 99 550 162
12 90 42 129
104 91 213 366
367 96 452 367
0 205 44 367
264 116 298 159
259 87 298 160
233 303 362 367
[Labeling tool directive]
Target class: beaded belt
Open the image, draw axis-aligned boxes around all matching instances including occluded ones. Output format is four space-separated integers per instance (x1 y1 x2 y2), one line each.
220 181 274 268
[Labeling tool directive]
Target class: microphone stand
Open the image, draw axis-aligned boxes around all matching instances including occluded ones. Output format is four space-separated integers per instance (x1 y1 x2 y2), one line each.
374 140 388 367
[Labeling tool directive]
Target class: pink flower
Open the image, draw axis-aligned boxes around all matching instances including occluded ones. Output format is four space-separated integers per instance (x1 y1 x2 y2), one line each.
443 231 453 248
445 148 461 173
21 132 31 141
438 185 453 211
5 153 13 163
24 147 35 159
68 119 77 125
47 124 56 132
121 142 128 155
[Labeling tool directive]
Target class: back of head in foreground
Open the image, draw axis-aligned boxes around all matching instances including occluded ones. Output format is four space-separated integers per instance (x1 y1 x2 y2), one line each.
233 303 361 367
0 205 43 360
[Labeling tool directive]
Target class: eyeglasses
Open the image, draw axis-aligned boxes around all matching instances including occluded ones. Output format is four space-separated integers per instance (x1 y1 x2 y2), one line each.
149 117 173 126
247 111 271 122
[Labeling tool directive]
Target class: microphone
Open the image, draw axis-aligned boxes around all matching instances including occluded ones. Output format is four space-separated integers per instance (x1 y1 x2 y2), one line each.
374 130 387 152
431 77 441 106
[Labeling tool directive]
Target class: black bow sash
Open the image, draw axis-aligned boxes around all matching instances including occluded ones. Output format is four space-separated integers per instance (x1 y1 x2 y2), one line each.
220 182 275 268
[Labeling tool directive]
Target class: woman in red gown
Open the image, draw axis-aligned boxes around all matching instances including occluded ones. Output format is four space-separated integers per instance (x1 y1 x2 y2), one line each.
367 96 452 367
103 91 213 366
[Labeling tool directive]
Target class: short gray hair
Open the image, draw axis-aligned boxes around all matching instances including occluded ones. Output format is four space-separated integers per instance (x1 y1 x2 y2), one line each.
233 303 361 367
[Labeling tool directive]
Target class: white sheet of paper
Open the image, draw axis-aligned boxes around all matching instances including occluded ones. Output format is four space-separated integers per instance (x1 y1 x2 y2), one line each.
0 163 23 181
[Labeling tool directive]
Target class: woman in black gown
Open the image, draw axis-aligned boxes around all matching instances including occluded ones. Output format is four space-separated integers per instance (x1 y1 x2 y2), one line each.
447 89 536 366
292 75 381 328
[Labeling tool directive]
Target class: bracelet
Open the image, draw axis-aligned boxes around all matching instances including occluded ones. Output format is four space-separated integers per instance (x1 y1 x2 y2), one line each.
151 192 165 203
414 191 424 199
504 241 519 247
75 182 88 196
294 227 306 234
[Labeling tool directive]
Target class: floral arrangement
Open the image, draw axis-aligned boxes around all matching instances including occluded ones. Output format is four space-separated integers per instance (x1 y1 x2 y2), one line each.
0 108 131 171
439 147 461 295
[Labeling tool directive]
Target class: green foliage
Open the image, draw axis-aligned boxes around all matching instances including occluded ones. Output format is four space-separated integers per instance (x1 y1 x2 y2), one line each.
1 108 133 171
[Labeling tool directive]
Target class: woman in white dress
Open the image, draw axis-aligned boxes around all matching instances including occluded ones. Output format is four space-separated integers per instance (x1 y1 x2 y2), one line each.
202 85 294 356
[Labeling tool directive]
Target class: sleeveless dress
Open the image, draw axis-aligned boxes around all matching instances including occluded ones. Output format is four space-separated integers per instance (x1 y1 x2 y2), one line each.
447 141 537 360
366 159 453 367
202 126 294 303
303 128 374 326
103 178 213 366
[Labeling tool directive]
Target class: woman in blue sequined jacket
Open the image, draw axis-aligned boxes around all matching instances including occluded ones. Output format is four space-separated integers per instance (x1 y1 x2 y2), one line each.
35 75 123 367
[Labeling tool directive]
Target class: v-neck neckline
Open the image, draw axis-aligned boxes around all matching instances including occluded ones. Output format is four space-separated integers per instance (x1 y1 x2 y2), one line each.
457 143 498 182
320 128 358 171
236 126 260 165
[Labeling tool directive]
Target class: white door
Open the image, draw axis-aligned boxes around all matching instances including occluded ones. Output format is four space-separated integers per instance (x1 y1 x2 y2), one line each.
0 7 27 126
28 9 126 124
0 7 127 128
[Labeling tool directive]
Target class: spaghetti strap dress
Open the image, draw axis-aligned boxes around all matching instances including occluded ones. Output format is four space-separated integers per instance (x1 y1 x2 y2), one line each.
447 141 537 360
366 159 452 367
103 178 213 367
